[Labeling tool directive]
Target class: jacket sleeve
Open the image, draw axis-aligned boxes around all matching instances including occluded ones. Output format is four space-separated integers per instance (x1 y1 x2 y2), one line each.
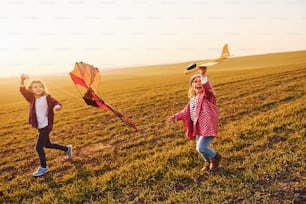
202 77 216 105
174 103 189 121
49 95 62 108
19 86 34 103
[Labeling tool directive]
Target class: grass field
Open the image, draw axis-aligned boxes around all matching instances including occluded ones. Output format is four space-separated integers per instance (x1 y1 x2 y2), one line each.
0 51 305 203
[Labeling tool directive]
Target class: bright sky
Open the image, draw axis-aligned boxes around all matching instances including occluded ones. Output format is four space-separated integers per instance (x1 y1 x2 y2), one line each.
0 0 305 77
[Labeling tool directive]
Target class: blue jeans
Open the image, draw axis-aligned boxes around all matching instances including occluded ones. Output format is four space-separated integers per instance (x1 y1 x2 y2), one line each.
196 136 216 162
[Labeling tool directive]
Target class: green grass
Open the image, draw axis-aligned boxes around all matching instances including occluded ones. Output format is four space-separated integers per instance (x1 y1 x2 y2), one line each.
0 51 305 203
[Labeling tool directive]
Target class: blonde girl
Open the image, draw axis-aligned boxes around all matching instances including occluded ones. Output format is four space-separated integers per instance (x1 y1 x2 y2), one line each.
20 74 72 177
167 67 221 171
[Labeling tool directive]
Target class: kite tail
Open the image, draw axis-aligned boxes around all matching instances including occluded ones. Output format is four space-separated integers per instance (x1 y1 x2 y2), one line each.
93 92 138 131
118 115 138 132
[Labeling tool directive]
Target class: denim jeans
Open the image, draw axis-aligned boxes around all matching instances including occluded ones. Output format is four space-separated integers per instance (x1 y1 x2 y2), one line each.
36 126 68 168
196 136 216 162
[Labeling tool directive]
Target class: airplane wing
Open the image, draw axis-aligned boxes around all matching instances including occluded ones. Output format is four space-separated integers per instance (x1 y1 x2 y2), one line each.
184 44 230 75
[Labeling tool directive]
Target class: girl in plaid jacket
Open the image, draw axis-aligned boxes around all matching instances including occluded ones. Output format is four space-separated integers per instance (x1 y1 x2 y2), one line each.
167 67 221 171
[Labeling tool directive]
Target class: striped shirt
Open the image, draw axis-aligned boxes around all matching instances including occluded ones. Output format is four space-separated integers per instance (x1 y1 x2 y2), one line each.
190 95 198 121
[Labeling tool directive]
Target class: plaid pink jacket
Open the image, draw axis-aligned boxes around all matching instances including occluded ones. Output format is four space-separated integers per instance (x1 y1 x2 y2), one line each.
174 80 218 140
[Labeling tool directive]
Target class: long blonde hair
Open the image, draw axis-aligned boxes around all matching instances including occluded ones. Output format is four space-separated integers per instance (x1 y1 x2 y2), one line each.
187 74 201 99
27 80 49 96
188 87 197 99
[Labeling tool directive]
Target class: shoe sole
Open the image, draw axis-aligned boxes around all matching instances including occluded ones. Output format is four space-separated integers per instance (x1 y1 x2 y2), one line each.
33 170 48 177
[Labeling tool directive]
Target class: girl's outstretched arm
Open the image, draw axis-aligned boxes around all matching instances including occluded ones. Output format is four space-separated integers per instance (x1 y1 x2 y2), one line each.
49 96 62 110
199 67 217 104
166 102 189 123
19 74 33 102
20 74 29 86
203 80 216 104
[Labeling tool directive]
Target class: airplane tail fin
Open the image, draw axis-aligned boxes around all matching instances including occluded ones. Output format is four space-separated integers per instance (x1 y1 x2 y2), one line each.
221 43 230 58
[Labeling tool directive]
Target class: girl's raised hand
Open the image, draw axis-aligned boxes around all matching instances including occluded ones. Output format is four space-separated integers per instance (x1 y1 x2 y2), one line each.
199 67 207 76
20 74 29 81
20 74 29 86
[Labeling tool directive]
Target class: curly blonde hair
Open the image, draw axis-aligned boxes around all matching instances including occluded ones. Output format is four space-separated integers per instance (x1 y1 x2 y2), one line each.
27 80 49 96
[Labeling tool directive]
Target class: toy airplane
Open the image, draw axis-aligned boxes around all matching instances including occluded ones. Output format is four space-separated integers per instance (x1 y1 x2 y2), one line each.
184 43 231 74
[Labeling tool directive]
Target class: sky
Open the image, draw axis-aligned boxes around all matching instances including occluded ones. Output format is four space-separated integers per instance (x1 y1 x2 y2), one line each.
0 0 305 77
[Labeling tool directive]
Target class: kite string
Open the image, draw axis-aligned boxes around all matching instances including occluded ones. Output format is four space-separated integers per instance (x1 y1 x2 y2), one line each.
46 79 84 101
46 79 108 137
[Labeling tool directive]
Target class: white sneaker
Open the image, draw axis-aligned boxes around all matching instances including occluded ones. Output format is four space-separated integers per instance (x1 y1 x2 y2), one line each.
66 145 72 159
33 166 48 177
